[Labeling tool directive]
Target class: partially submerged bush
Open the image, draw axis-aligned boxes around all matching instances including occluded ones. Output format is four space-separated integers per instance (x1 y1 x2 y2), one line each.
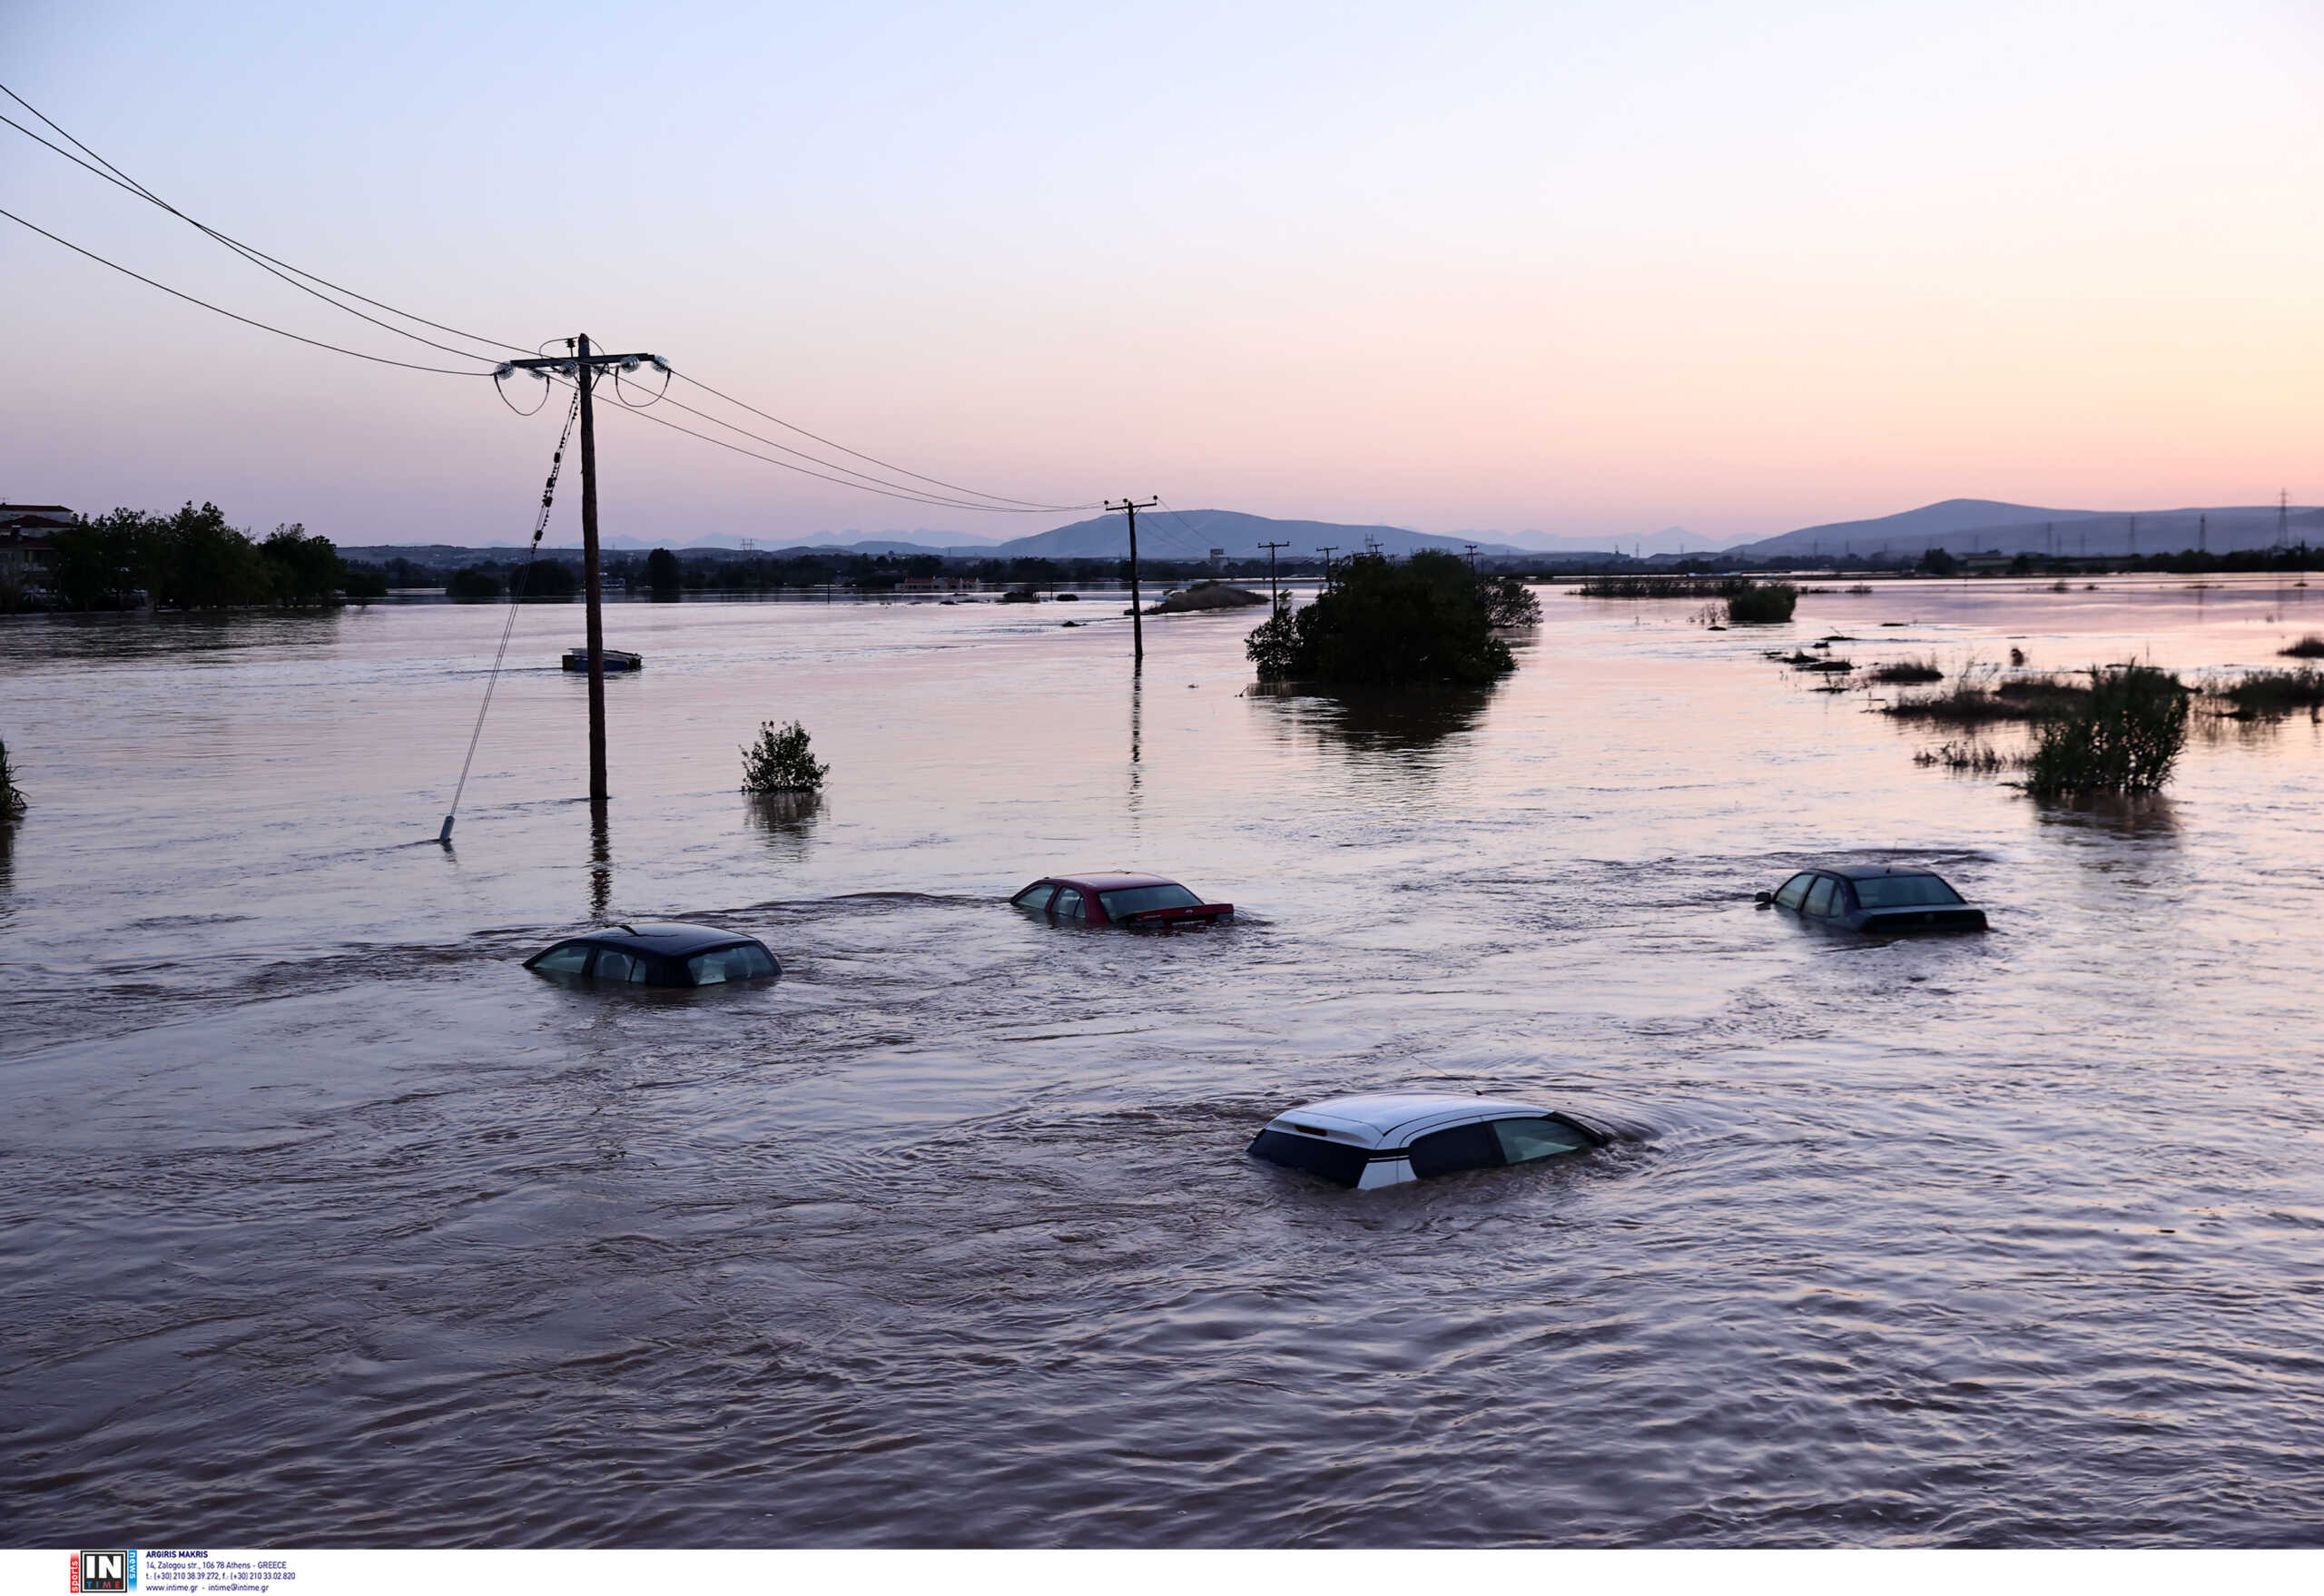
1914 741 2011 773
1245 552 1513 686
0 735 24 821
1883 667 2088 725
1725 581 1798 625
2024 665 2189 798
1575 575 1755 599
2279 635 2324 659
1868 657 1944 684
2216 667 2324 718
741 720 829 793
1482 574 1541 627
447 566 503 601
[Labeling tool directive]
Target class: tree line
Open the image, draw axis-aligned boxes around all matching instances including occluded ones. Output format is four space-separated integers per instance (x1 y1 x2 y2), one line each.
45 504 351 611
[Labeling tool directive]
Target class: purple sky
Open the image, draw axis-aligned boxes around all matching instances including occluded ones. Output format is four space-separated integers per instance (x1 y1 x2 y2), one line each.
4 0 2319 546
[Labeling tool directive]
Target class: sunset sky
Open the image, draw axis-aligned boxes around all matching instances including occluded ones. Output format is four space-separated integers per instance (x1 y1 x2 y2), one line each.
5 0 2319 545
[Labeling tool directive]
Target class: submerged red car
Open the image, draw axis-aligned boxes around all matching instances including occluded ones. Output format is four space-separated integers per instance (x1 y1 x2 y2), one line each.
1009 872 1234 930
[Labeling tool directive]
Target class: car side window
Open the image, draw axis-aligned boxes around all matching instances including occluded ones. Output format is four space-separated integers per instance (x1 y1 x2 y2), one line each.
1491 1118 1594 1166
1407 1121 1503 1179
1052 887 1085 921
1802 876 1837 916
689 944 776 984
1012 884 1055 912
533 941 591 975
596 949 648 982
1774 873 1814 910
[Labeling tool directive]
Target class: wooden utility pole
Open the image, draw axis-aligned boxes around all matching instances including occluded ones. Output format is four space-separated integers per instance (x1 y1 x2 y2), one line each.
1257 539 1290 607
1316 545 1337 591
1106 497 1158 665
500 336 664 803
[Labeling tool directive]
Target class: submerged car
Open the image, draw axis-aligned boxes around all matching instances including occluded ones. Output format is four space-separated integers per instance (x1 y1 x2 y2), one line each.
1248 1094 1607 1190
1009 873 1233 930
1757 866 1987 932
524 922 780 986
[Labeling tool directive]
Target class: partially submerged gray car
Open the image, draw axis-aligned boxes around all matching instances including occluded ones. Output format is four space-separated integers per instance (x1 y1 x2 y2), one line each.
1249 1093 1606 1190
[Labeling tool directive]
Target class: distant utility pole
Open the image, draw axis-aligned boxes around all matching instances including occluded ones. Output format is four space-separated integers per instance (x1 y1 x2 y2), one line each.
1257 540 1291 607
1462 542 1481 576
501 334 664 803
2199 514 2208 554
2280 489 2290 549
1316 545 1337 591
1105 497 1159 665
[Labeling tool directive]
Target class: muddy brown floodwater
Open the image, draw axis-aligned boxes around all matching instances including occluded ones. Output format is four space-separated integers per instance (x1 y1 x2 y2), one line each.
3 575 2322 1546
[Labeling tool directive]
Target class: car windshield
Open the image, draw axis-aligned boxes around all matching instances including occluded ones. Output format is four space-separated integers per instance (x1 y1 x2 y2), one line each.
1098 884 1202 917
1854 873 1963 908
687 944 776 984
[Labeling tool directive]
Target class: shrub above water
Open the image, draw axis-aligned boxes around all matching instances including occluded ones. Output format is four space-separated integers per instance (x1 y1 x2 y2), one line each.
1246 551 1514 687
2024 665 2189 799
1724 581 1798 625
0 735 25 821
741 720 829 793
2280 635 2324 659
2215 667 2324 718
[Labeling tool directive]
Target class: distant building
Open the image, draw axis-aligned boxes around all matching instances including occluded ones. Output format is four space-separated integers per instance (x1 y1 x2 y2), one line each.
0 503 72 592
900 576 977 594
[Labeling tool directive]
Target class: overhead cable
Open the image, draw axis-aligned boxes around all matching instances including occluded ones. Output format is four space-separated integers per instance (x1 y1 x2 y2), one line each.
0 205 487 376
526 372 1067 512
649 384 1090 508
669 369 1098 512
0 83 525 364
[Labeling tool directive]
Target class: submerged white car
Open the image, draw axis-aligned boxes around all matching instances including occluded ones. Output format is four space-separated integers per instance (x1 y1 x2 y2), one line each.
1248 1093 1606 1189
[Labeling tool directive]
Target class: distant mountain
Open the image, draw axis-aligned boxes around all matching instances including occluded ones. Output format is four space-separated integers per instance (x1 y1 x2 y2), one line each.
1487 525 1748 557
677 528 1000 551
1732 498 2321 559
992 509 1522 561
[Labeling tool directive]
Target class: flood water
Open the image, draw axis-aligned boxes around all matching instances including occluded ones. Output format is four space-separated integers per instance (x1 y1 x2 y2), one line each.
4 575 2322 1547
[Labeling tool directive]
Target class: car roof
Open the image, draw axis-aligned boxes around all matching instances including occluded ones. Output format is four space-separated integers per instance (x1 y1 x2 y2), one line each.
572 922 760 955
1042 872 1183 892
1827 866 1949 882
1265 1093 1554 1149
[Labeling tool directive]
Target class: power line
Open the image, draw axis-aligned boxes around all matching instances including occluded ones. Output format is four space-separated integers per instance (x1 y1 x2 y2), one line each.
0 83 526 363
668 370 1097 513
5 80 1103 513
0 204 487 376
530 371 1078 512
647 382 1090 511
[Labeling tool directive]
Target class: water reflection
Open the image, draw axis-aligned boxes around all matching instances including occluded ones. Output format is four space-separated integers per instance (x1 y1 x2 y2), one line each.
2030 790 2182 839
1250 682 1497 759
589 800 612 921
1128 669 1144 829
744 792 824 863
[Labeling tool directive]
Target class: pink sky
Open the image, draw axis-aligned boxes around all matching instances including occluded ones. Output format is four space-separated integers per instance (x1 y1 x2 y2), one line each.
4 0 2319 544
